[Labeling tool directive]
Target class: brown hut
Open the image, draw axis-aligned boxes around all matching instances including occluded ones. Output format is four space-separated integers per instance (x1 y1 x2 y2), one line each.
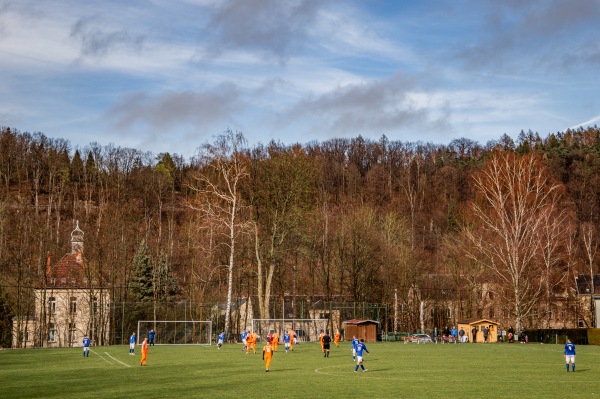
342 319 380 342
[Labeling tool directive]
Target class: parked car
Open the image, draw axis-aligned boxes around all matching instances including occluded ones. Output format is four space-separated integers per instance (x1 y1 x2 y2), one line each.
404 333 433 343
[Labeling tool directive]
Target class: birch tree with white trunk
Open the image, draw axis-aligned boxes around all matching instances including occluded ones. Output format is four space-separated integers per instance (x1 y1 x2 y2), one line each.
465 152 565 331
189 129 249 338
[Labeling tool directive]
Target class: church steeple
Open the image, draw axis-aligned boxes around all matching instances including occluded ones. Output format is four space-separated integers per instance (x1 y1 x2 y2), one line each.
71 220 84 262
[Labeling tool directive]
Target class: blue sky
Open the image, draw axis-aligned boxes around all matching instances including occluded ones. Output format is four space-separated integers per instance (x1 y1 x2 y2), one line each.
1 0 599 158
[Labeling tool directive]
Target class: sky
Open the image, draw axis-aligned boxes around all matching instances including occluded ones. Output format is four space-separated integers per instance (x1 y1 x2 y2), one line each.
1 0 600 158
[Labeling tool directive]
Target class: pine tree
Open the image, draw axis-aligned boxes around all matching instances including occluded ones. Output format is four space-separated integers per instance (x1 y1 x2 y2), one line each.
130 241 154 302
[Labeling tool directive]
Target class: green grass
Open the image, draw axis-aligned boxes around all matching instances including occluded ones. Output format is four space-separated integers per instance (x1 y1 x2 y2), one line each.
1 341 599 398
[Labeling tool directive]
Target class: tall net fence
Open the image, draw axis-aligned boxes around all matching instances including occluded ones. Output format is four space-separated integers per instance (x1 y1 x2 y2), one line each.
251 319 327 342
137 320 211 345
107 300 388 345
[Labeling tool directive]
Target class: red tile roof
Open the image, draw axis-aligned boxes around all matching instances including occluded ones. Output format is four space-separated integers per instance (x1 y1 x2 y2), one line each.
45 253 87 289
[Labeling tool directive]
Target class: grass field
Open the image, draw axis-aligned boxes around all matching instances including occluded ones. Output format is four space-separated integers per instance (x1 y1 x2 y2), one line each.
1 341 599 398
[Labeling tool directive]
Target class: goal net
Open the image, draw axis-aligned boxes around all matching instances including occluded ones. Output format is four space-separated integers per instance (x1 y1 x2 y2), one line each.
251 319 328 342
137 320 212 345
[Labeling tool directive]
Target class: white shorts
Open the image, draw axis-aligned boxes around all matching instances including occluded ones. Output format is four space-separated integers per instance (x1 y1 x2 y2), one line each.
352 348 357 356
218 339 223 345
285 342 290 348
357 356 363 363
565 355 575 363
242 339 247 345
130 343 135 350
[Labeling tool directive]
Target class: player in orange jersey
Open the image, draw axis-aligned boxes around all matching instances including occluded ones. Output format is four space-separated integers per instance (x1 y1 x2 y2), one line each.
247 331 257 354
263 337 274 372
289 329 295 351
319 330 325 352
334 329 341 347
272 330 279 352
140 337 148 366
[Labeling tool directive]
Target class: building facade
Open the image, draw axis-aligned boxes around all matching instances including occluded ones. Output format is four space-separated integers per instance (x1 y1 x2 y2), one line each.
12 222 110 348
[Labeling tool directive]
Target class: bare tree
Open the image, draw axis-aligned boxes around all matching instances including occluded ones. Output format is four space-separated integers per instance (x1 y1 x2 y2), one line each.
189 129 249 337
581 222 597 327
465 152 564 331
539 205 572 328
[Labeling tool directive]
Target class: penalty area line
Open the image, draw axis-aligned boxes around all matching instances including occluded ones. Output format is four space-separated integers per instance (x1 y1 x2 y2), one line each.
89 349 114 366
103 351 132 368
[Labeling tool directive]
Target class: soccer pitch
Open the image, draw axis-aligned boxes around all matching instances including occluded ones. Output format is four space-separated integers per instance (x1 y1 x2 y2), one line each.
1 341 599 398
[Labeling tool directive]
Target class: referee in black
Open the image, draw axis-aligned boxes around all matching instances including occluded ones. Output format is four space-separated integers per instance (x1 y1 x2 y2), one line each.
322 330 332 357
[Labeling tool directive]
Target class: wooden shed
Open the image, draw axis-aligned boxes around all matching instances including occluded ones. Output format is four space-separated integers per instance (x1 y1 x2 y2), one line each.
343 319 380 342
458 319 499 343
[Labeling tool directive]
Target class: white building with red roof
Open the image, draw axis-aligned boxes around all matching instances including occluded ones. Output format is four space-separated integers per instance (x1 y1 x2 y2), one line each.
12 222 110 348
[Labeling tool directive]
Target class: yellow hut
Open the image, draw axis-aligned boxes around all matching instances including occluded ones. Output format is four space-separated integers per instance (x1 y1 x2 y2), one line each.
458 319 499 343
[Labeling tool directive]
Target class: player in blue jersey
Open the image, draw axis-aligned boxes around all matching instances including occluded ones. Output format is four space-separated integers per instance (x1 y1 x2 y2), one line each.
218 331 226 349
240 330 249 352
564 338 576 372
283 332 291 353
148 329 155 346
354 339 369 372
351 335 360 361
129 332 136 355
82 335 90 357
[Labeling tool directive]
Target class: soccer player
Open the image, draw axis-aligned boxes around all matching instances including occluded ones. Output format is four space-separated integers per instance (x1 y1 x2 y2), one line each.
129 332 136 355
272 330 279 352
322 330 332 358
240 329 249 352
218 331 226 349
351 335 359 361
148 329 155 346
354 338 369 372
140 337 148 366
283 331 291 353
334 330 341 347
289 329 295 351
564 338 576 372
82 335 90 357
319 330 325 352
262 337 274 372
247 331 257 354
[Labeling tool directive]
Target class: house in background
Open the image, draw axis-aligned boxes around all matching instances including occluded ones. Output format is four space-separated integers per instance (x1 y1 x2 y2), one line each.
575 275 600 328
12 222 110 348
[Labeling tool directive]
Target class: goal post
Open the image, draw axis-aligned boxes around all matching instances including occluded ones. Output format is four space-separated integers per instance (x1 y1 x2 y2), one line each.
251 319 328 342
137 320 212 345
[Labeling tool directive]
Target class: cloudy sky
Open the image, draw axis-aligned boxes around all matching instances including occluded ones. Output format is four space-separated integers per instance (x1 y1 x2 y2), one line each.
1 0 599 158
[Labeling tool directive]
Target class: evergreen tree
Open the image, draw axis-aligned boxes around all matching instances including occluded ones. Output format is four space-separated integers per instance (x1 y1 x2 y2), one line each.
130 241 154 302
153 252 180 301
0 283 14 348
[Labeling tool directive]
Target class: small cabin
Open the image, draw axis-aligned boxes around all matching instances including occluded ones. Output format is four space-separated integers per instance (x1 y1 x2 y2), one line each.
342 319 380 342
458 319 499 343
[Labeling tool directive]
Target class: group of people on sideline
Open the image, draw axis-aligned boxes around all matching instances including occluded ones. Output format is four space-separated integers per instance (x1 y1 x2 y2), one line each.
433 325 528 343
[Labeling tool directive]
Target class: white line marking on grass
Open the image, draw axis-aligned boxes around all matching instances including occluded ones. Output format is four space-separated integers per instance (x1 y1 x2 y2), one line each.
90 349 114 365
104 352 132 368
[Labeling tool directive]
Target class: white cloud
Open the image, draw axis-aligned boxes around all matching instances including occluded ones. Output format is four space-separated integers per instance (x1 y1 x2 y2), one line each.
570 115 600 130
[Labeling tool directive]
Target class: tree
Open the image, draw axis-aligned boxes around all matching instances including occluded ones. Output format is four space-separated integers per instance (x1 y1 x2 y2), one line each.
538 205 572 328
189 129 249 338
465 152 565 331
130 240 154 302
581 222 597 327
248 142 315 319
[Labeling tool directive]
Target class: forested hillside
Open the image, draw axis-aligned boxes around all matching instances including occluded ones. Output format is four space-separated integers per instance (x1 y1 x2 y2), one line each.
1 125 600 345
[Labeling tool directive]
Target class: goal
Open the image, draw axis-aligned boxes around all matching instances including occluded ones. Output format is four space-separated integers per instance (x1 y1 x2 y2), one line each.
137 320 212 345
251 319 328 342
